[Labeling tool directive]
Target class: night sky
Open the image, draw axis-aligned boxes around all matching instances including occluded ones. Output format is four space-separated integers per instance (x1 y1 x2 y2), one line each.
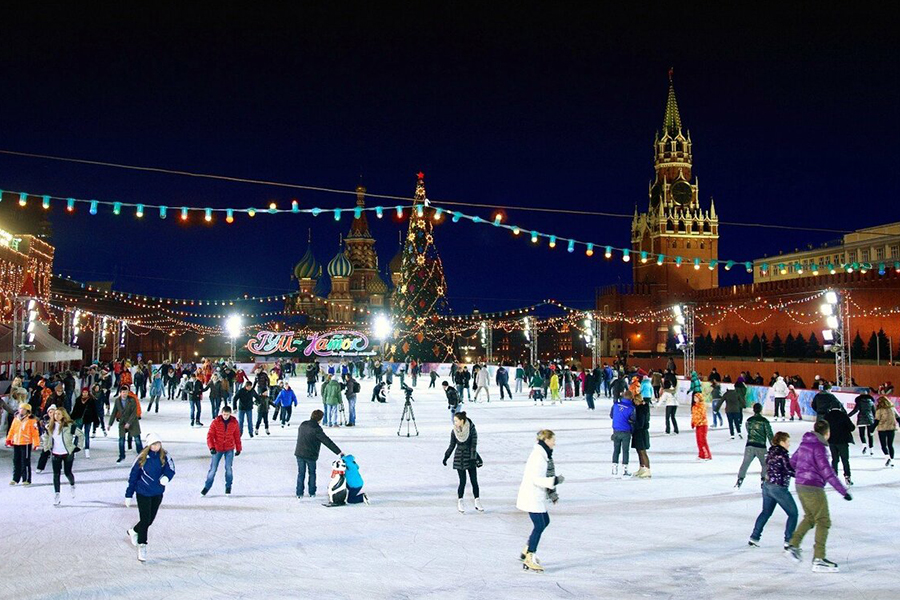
1 6 897 315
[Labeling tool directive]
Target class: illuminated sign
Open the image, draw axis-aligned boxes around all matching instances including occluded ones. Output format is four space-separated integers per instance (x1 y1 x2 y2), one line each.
245 330 373 357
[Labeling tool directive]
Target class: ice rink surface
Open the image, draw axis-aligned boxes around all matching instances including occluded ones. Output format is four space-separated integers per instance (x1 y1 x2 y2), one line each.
2 377 898 600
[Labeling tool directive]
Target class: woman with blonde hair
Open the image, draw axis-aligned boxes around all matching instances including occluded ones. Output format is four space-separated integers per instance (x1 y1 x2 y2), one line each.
40 407 81 505
516 429 565 572
874 396 899 467
125 432 176 562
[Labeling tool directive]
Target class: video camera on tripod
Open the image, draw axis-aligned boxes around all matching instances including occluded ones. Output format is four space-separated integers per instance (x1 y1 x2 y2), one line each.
398 383 418 437
401 383 414 400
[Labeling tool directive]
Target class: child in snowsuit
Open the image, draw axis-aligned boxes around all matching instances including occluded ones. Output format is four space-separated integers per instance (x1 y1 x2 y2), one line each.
343 454 368 504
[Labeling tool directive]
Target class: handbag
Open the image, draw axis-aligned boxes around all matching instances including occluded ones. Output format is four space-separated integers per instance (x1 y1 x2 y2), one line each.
475 452 483 468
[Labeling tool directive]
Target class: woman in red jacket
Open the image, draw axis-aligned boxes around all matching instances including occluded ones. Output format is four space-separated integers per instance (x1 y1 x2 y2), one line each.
201 405 242 497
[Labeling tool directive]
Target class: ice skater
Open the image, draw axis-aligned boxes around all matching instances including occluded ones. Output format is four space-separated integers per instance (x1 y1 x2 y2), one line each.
748 431 798 549
735 403 773 488
6 403 41 485
125 432 175 562
109 387 143 463
824 405 855 486
784 420 852 572
343 454 369 504
659 384 679 434
691 393 712 460
443 411 483 513
202 405 242 496
631 395 651 478
610 391 635 476
275 382 298 428
40 407 81 506
787 385 802 421
874 396 898 467
516 429 565 572
70 388 99 459
848 390 876 455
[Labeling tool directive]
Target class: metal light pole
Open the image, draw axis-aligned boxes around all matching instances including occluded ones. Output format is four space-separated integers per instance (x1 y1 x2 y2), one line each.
480 320 493 364
821 290 850 387
673 303 695 376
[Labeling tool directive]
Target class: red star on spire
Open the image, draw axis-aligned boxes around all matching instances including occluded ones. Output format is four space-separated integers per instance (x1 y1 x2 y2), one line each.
416 171 425 180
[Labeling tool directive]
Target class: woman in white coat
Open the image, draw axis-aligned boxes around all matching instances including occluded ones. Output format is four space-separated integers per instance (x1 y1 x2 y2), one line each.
516 429 565 572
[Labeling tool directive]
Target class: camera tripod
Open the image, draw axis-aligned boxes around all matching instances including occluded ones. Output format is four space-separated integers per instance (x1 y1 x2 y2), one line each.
397 396 418 437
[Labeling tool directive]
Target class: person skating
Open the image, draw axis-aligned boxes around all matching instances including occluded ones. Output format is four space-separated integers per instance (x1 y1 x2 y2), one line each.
443 381 461 421
723 386 744 440
254 382 271 436
497 365 512 399
787 385 802 421
429 369 438 389
691 393 712 460
125 432 175 562
147 370 164 413
874 396 899 467
771 376 789 421
40 407 81 505
784 420 852 572
473 364 491 403
659 384 679 434
187 373 208 428
735 403 774 488
109 386 143 463
344 374 359 427
516 429 564 572
6 403 41 485
443 411 483 513
323 375 342 427
201 405 241 496
70 388 99 459
824 405 855 486
610 391 635 476
275 382 298 428
530 371 544 404
710 381 724 429
811 383 842 421
631 395 652 478
234 381 260 438
847 391 876 455
749 432 798 548
294 409 342 499
548 371 560 403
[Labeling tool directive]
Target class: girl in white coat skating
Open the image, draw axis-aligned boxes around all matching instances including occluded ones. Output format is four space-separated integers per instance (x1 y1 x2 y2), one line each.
516 429 565 572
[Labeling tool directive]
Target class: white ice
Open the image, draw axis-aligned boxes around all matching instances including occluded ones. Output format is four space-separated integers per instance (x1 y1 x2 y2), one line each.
2 377 898 600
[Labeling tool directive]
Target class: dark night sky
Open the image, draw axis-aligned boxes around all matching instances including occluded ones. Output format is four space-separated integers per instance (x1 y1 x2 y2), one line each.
1 6 897 316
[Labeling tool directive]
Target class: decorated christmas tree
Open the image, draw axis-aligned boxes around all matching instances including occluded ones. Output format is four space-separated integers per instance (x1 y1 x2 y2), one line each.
392 172 453 360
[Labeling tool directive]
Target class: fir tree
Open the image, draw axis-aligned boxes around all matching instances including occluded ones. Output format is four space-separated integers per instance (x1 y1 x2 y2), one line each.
877 328 891 361
771 331 783 357
392 172 452 360
851 331 865 358
741 337 751 356
866 331 879 360
807 332 821 357
784 332 796 358
713 334 725 355
760 333 770 356
750 334 761 358
794 332 807 358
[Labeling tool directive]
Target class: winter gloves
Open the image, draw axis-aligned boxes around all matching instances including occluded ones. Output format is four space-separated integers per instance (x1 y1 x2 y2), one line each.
210 449 216 455
554 475 565 485
125 497 132 508
160 476 170 486
236 451 241 456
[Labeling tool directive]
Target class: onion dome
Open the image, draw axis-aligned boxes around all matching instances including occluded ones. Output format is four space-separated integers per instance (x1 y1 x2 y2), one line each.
366 273 388 295
389 248 403 273
293 247 321 280
327 251 354 278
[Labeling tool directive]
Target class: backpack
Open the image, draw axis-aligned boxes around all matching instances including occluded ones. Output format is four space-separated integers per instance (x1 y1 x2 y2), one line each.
353 380 361 394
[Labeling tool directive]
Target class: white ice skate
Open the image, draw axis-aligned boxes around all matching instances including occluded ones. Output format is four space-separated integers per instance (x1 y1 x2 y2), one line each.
127 528 138 547
70 485 76 499
137 544 147 562
611 464 618 477
84 449 90 459
457 499 466 513
812 558 839 573
622 465 630 477
522 552 544 572
54 492 60 506
474 498 484 512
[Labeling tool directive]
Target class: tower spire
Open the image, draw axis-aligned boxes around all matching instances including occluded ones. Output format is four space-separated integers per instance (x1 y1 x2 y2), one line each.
663 67 682 137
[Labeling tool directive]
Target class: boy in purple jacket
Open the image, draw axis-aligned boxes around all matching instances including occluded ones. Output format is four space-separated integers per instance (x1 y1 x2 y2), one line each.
783 420 852 572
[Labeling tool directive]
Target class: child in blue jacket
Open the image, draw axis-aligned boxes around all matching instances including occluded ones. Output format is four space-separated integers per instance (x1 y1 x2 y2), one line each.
343 454 369 505
275 383 298 427
125 432 175 562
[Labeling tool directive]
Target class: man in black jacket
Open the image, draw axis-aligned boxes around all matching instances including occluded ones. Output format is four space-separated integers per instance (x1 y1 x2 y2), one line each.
825 406 856 486
443 381 461 421
188 374 209 428
233 381 260 438
295 410 342 499
723 388 744 440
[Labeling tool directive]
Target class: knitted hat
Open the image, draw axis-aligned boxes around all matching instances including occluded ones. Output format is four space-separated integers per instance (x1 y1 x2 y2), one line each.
47 404 58 412
144 432 163 446
20 403 32 412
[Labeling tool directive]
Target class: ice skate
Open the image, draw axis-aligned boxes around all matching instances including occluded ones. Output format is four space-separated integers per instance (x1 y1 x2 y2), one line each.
137 544 147 562
54 492 61 506
225 486 232 496
36 469 44 474
636 467 651 479
734 478 743 489
886 458 894 468
127 528 138 547
201 487 210 496
84 449 90 459
457 499 466 513
844 476 853 487
70 485 76 499
9 481 17 486
748 537 760 547
783 545 801 563
862 446 867 455
622 465 630 477
611 463 618 477
812 558 839 573
474 498 484 512
362 493 370 505
103 430 108 437
522 552 544 572
519 546 528 561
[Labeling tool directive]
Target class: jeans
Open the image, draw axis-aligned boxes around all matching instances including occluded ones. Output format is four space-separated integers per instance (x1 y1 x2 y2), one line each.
738 446 767 480
134 493 163 545
204 449 234 490
585 393 595 410
712 410 723 428
211 399 221 419
307 382 316 396
727 412 743 436
879 430 895 458
829 443 850 478
773 397 786 418
474 386 490 402
296 456 317 496
325 404 338 426
238 409 254 437
528 512 550 553
515 378 523 393
499 382 512 399
449 406 460 422
665 406 679 434
94 399 107 433
78 423 91 450
603 380 611 397
190 399 202 424
751 482 798 543
255 407 269 431
347 398 356 425
612 431 631 464
51 454 75 492
280 405 293 425
790 485 831 559
457 466 480 498
348 486 365 504
118 435 143 460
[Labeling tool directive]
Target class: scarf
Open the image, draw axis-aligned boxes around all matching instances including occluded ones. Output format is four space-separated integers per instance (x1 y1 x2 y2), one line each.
539 440 559 504
453 420 471 444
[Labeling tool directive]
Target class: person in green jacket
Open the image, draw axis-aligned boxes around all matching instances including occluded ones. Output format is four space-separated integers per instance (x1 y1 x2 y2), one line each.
323 376 342 427
735 403 774 488
530 372 545 404
515 363 526 394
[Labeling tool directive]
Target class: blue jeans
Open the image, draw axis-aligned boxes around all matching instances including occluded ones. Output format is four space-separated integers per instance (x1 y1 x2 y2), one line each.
118 435 143 460
528 512 550 553
751 482 798 543
78 423 91 450
347 398 356 425
204 449 234 490
238 409 254 437
190 399 202 423
713 410 723 428
585 393 595 410
325 405 338 426
211 399 221 419
296 456 317 497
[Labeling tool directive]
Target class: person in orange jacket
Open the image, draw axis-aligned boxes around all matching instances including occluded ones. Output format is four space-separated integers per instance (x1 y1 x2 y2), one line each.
6 403 41 485
120 368 134 391
691 392 712 460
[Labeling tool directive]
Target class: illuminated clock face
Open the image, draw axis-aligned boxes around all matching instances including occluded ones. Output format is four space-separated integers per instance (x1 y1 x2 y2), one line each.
672 182 692 205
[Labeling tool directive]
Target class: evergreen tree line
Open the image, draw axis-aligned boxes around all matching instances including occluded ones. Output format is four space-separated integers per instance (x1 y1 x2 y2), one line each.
667 329 895 360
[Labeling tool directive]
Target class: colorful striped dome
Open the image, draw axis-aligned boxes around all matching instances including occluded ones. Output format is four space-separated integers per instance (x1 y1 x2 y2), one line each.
366 273 388 295
327 251 354 278
293 247 321 280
